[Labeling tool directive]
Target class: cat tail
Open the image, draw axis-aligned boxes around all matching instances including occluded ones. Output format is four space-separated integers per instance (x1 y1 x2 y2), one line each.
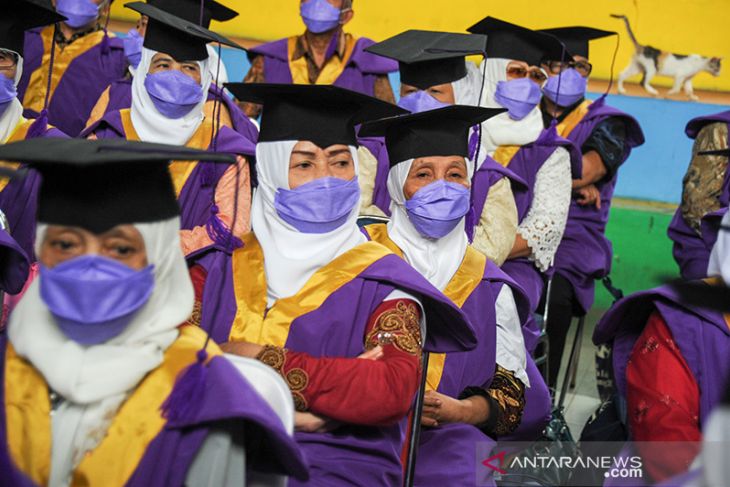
610 14 640 49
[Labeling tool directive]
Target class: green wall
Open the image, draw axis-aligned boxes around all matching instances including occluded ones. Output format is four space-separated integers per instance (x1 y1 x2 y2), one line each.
594 202 678 311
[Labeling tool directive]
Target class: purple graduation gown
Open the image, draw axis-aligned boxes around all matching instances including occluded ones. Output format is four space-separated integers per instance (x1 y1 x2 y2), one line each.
0 124 67 262
199 238 477 486
499 127 582 351
18 28 128 137
249 35 397 97
0 229 29 295
83 109 255 259
414 259 551 486
552 97 645 314
593 284 730 426
0 333 309 486
96 78 259 143
667 111 730 280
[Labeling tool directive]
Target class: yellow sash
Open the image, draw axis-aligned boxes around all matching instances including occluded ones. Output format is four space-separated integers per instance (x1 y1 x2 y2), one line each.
0 119 32 192
119 109 214 197
23 28 113 113
492 145 521 167
229 232 392 346
5 325 220 487
288 35 358 85
363 224 486 391
555 99 593 139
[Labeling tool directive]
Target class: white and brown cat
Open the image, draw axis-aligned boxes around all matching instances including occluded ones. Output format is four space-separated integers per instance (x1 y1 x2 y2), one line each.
612 14 721 101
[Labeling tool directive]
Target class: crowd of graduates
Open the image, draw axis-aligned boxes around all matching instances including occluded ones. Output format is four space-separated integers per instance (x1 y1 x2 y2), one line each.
0 0 728 486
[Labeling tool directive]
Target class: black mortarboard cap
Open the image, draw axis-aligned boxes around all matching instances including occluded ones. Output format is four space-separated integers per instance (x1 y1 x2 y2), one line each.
467 16 568 66
538 26 616 59
147 0 238 29
365 30 487 90
125 2 242 61
358 105 506 165
0 138 236 233
0 0 65 57
224 83 408 148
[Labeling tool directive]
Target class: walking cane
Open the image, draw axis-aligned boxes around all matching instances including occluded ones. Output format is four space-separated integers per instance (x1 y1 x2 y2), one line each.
403 351 429 487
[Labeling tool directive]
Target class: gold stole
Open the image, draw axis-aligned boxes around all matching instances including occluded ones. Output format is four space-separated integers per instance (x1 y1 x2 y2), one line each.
4 325 221 487
555 99 593 139
363 224 486 391
288 35 358 85
119 109 214 197
0 118 32 192
229 232 392 346
23 28 113 113
492 146 522 167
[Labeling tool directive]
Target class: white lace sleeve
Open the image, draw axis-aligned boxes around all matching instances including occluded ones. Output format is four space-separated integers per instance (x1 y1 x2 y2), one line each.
517 147 572 272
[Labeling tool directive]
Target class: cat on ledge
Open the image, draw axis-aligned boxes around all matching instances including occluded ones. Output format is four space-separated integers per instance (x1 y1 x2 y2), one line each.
612 14 721 101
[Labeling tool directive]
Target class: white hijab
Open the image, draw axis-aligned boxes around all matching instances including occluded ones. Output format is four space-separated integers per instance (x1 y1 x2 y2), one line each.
8 217 194 482
386 158 472 291
0 52 26 143
130 47 212 145
708 211 730 285
480 58 544 155
206 44 229 85
251 141 365 307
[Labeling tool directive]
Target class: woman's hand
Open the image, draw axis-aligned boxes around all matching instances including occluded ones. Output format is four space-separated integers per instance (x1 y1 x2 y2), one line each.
295 412 341 433
219 341 264 358
575 184 601 209
421 391 490 427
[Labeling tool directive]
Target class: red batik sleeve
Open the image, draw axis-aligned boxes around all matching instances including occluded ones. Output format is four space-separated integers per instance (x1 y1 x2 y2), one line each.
627 311 702 482
185 264 207 327
256 299 423 426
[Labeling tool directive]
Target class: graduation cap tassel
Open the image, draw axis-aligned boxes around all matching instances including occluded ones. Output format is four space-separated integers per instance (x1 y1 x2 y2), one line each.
100 0 113 54
464 57 491 242
161 335 212 423
602 34 621 101
403 351 429 487
26 24 58 139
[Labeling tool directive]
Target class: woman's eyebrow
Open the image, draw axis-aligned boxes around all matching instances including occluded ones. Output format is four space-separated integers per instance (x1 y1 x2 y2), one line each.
291 150 317 157
326 149 351 157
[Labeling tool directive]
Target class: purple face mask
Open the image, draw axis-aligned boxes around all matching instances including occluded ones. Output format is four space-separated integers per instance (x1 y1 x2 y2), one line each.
405 180 470 239
55 0 100 29
144 69 204 119
275 176 360 233
494 77 543 120
300 0 342 34
0 75 17 118
543 68 587 107
123 28 143 69
397 90 450 113
39 255 155 346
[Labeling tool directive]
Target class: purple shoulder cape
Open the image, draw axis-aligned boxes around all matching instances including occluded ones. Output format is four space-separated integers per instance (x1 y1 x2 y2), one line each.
0 334 309 485
466 156 528 241
593 285 730 424
0 230 29 295
0 123 68 262
553 97 645 313
20 29 127 136
685 110 730 139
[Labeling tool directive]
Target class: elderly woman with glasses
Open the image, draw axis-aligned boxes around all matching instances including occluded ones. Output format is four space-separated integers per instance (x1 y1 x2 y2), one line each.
535 26 645 389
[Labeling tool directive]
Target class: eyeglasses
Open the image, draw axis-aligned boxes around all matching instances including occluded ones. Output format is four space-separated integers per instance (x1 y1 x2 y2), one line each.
545 60 593 77
505 65 548 84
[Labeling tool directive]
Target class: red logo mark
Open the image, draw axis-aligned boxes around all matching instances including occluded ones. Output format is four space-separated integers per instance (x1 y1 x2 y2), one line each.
482 451 508 474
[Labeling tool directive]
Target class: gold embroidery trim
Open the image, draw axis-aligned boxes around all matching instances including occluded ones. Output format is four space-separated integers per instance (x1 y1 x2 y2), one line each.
255 345 310 411
365 300 422 355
